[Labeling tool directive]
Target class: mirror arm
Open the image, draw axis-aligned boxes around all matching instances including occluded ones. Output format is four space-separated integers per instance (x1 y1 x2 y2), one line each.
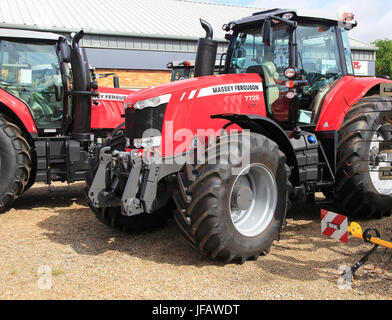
266 15 297 28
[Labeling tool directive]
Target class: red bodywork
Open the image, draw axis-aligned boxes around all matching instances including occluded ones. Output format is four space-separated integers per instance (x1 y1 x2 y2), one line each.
315 76 392 131
125 73 266 157
0 87 131 133
124 73 392 158
0 88 38 133
91 87 132 130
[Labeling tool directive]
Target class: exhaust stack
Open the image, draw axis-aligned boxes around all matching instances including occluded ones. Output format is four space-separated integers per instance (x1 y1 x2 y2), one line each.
194 19 218 77
70 30 95 142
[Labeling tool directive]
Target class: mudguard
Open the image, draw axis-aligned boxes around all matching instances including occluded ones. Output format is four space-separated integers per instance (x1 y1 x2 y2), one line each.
0 88 37 133
316 76 392 132
212 113 299 184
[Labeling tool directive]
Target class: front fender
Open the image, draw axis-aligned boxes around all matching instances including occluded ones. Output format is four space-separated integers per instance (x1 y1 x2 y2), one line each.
212 113 299 185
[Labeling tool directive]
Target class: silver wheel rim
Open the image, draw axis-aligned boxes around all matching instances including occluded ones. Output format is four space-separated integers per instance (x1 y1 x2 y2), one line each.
369 127 392 196
229 163 278 237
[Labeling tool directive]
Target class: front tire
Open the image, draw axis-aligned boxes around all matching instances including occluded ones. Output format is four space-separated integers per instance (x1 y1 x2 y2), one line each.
335 95 392 218
174 132 290 263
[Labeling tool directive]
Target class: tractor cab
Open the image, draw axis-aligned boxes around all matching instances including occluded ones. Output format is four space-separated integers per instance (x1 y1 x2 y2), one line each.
0 29 65 131
224 8 356 128
0 28 96 140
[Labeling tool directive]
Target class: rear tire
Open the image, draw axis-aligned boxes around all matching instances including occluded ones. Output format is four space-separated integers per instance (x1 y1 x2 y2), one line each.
0 115 31 212
86 131 173 233
173 132 290 263
335 95 392 218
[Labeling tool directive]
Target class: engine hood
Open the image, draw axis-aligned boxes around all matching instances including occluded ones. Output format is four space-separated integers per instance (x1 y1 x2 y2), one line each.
124 73 262 109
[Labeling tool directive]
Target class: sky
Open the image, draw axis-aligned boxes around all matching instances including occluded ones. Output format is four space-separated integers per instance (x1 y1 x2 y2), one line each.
196 0 392 43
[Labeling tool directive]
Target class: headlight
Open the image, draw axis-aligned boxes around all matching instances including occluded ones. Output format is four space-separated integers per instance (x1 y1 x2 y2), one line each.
133 94 172 110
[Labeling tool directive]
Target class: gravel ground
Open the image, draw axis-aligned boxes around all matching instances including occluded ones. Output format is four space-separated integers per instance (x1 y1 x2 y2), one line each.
0 182 391 300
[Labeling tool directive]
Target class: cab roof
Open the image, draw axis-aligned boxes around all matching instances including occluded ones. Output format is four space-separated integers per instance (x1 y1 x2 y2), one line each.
231 8 356 29
0 28 61 42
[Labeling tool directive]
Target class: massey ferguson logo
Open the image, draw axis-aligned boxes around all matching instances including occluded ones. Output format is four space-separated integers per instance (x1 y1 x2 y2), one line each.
197 82 263 98
212 84 261 94
353 61 361 70
98 94 127 101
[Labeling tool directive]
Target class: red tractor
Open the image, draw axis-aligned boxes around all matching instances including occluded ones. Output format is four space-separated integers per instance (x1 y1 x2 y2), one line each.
88 9 392 263
0 28 130 211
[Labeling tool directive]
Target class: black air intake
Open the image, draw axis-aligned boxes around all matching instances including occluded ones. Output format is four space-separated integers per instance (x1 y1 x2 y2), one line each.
194 19 218 77
70 30 93 142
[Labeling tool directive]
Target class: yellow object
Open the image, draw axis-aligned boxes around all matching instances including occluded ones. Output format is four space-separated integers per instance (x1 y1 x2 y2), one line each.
348 222 392 249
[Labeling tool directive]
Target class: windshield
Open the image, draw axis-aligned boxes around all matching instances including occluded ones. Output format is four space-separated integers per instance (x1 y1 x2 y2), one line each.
0 40 63 128
228 23 345 124
296 25 343 123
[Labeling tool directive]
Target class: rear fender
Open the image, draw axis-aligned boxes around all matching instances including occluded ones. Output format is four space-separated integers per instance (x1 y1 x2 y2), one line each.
0 88 37 134
316 76 392 132
212 113 299 185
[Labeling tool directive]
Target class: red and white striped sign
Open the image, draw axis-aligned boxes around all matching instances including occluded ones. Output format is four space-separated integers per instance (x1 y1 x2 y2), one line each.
321 210 349 243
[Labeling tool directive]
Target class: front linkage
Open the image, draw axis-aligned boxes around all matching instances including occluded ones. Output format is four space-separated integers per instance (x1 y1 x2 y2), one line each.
88 146 182 217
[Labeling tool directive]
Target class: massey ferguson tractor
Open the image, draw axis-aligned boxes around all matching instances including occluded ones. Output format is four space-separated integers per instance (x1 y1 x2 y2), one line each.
0 28 130 211
87 9 392 263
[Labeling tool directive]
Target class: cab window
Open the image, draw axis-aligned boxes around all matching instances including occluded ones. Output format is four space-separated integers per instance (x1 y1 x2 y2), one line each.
0 40 63 128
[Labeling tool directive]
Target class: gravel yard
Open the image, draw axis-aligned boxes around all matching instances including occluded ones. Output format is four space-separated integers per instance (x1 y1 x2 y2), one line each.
0 182 391 300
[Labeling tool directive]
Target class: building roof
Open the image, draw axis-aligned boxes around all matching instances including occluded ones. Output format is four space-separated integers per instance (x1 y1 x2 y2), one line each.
349 37 379 51
0 0 377 51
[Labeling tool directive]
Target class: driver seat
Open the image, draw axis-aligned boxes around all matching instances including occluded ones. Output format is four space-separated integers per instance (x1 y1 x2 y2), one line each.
246 63 280 114
261 62 280 110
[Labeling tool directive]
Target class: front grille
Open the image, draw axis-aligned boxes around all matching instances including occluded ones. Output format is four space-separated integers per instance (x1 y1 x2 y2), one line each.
125 103 167 147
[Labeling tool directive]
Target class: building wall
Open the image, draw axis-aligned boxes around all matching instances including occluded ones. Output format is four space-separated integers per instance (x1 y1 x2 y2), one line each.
351 50 377 77
95 68 171 89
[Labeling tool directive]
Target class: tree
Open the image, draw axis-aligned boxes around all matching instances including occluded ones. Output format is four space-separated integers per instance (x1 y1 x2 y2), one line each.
372 39 392 78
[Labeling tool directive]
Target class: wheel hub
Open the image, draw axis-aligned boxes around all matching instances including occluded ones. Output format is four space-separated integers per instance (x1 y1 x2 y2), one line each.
369 127 392 196
232 185 253 211
229 164 278 237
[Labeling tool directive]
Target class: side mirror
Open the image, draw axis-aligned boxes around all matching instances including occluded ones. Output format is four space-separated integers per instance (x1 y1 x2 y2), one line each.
262 18 273 47
58 38 71 63
54 85 63 101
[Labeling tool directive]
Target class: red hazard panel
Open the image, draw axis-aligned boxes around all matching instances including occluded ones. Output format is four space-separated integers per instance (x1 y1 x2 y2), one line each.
321 209 349 243
91 87 133 130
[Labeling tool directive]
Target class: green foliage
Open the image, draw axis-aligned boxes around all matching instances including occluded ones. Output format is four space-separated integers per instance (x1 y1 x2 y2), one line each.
372 39 392 78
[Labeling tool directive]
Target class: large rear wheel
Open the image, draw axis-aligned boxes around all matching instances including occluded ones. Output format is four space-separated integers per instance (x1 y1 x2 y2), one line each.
174 132 290 263
0 115 31 212
335 95 392 218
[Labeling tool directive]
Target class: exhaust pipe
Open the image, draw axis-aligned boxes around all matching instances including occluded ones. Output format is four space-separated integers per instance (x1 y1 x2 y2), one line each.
70 30 94 142
194 19 218 77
